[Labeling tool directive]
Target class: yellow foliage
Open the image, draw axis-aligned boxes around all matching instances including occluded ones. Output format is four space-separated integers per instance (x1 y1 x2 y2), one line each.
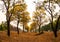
14 4 27 13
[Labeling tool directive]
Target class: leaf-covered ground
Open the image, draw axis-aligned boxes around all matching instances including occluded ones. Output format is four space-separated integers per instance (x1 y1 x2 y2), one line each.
0 31 60 42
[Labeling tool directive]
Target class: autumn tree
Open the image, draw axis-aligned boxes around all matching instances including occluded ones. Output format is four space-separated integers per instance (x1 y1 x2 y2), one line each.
2 0 15 36
30 22 37 32
12 3 30 32
43 0 60 37
33 2 46 33
24 23 29 32
12 3 26 34
20 11 30 32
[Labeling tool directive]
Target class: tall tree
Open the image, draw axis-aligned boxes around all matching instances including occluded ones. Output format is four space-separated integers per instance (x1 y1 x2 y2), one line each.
13 3 30 32
43 0 60 37
33 4 46 33
2 0 15 36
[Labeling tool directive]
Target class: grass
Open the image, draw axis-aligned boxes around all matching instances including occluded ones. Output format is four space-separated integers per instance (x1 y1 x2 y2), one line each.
0 31 60 42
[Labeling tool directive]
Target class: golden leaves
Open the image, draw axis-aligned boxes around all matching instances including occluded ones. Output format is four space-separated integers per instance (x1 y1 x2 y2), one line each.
14 4 27 13
14 5 24 12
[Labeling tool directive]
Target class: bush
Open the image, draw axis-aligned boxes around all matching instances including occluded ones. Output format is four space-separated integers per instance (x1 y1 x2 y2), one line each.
0 22 7 31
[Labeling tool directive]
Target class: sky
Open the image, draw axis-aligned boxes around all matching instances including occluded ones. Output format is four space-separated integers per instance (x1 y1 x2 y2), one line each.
25 0 36 20
0 1 6 24
25 0 44 20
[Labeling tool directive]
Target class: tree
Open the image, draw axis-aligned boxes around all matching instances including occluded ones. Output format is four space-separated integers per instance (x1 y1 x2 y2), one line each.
13 4 27 34
20 11 30 32
30 22 37 32
33 3 46 33
24 23 29 32
2 0 15 36
13 3 30 32
43 0 60 37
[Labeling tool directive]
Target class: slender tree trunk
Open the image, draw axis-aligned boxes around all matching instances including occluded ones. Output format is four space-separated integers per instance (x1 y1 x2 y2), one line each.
23 22 24 32
39 15 41 33
17 20 19 34
7 17 10 36
51 17 54 31
7 12 12 36
51 13 57 37
1 23 2 30
39 25 41 33
17 14 20 34
54 15 60 37
54 30 57 37
50 14 58 37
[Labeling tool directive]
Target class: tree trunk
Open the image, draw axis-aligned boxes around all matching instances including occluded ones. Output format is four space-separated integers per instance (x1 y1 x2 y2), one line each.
7 13 12 36
17 20 19 34
48 0 58 37
54 30 57 37
1 24 2 30
23 23 24 32
7 18 10 36
39 25 40 33
54 15 60 37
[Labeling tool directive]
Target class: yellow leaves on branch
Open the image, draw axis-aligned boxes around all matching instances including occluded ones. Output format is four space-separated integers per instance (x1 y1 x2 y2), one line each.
33 7 46 19
38 7 46 14
34 9 45 16
14 4 27 12
34 7 46 17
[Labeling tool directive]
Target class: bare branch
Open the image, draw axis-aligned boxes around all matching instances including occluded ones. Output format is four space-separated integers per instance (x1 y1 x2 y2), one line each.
2 0 7 10
44 7 51 14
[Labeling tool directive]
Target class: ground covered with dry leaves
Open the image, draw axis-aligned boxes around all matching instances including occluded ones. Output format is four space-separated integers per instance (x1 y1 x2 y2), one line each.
0 31 60 42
